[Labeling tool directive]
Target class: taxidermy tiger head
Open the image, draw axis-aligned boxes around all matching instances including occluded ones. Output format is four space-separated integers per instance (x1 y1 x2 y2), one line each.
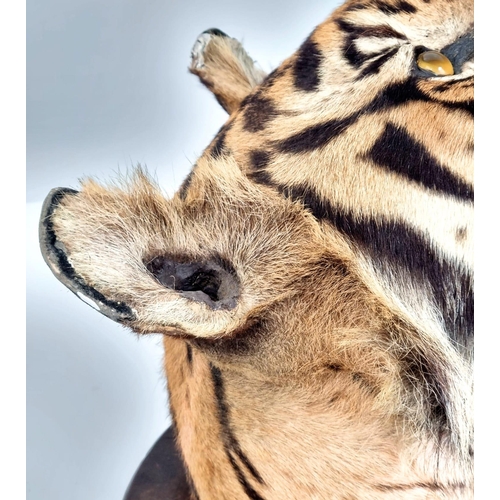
39 0 473 498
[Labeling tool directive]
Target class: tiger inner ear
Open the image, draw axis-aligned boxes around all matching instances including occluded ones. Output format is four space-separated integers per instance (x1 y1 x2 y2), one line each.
146 255 240 311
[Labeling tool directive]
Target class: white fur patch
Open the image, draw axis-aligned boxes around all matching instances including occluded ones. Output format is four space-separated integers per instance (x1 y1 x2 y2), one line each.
190 33 213 70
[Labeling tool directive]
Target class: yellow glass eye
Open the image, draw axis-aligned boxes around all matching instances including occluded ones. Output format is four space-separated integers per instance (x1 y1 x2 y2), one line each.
417 50 454 76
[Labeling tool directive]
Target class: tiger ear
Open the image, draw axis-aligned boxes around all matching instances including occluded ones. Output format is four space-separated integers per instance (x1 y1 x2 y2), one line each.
39 186 256 339
189 28 267 114
38 161 324 340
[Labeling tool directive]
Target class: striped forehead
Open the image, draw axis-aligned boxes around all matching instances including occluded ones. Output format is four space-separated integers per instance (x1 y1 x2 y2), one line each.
199 0 474 170
327 0 474 50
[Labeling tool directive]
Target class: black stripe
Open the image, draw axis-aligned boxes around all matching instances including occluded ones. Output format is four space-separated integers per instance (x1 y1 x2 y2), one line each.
210 122 233 158
344 3 369 11
402 347 450 425
367 123 474 202
432 81 457 93
248 150 273 185
336 19 406 68
343 37 367 67
232 447 264 487
250 150 271 171
293 36 322 91
211 365 265 483
358 47 399 79
373 0 417 14
336 19 407 40
280 188 469 429
248 168 274 186
433 76 473 93
276 116 356 153
336 20 365 67
244 180 455 425
373 80 474 116
245 175 471 424
210 365 266 489
242 92 278 133
186 343 193 367
279 183 473 350
227 451 266 500
276 78 473 154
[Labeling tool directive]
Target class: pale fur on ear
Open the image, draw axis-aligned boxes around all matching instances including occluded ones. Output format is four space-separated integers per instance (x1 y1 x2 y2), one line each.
46 159 327 340
189 30 267 114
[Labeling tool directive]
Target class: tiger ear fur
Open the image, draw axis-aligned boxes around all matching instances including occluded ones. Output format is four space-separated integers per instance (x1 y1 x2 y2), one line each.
189 29 267 114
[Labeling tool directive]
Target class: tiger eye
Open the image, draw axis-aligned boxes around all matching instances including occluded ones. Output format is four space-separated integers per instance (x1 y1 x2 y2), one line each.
417 50 454 76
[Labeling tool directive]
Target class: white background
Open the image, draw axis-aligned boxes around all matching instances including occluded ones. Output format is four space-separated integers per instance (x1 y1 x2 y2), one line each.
26 1 339 499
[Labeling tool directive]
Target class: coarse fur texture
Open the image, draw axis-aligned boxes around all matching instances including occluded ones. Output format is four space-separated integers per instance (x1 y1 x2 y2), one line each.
39 0 474 498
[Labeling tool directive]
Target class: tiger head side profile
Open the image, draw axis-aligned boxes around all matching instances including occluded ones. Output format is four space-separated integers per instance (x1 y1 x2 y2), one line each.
39 0 474 498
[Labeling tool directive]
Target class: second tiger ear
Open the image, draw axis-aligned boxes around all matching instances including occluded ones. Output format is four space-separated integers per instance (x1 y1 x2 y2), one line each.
189 29 267 114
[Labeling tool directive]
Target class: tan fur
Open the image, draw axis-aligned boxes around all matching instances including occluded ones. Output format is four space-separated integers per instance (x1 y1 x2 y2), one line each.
190 32 266 114
40 0 474 498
